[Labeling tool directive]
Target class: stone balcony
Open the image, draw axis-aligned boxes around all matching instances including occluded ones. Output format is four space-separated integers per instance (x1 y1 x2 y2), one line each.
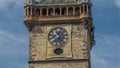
24 13 91 23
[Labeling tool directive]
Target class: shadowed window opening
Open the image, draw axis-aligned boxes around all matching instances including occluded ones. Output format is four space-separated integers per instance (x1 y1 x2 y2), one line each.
49 8 53 16
35 8 40 16
84 5 87 12
62 8 67 15
32 8 34 15
28 7 31 15
55 8 60 15
75 7 80 15
81 6 83 13
42 8 47 16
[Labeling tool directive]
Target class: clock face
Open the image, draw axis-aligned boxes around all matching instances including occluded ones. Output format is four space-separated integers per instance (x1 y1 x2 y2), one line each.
48 27 68 46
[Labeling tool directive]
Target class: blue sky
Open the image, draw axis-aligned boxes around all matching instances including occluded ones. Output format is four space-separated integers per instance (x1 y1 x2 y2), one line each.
0 0 120 68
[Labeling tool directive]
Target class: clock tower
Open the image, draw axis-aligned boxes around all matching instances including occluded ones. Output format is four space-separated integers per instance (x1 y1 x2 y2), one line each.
24 0 95 68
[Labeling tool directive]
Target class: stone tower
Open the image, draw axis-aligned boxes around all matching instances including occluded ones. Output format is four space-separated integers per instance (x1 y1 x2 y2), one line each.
24 0 95 68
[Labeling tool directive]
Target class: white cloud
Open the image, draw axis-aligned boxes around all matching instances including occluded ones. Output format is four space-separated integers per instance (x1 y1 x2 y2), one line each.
115 0 120 8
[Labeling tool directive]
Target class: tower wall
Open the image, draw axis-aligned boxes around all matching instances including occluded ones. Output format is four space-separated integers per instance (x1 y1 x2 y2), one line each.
24 0 95 68
29 23 91 68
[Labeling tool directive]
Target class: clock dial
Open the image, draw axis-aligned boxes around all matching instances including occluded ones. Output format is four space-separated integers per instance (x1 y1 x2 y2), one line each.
48 27 68 46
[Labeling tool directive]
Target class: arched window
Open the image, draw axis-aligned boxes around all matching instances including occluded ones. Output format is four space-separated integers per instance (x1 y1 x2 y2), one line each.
75 7 80 15
81 6 83 13
28 7 31 15
55 8 60 15
84 5 87 12
42 8 47 16
49 8 53 16
35 8 40 16
68 7 73 15
62 8 67 15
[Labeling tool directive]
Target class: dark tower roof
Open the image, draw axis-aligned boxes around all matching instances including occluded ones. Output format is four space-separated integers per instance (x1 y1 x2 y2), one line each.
40 0 74 4
26 0 90 5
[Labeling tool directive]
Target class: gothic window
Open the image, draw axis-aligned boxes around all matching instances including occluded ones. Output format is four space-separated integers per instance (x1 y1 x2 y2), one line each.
49 8 53 16
55 8 60 15
62 8 67 15
35 8 40 16
42 8 47 16
68 7 73 15
75 7 80 15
